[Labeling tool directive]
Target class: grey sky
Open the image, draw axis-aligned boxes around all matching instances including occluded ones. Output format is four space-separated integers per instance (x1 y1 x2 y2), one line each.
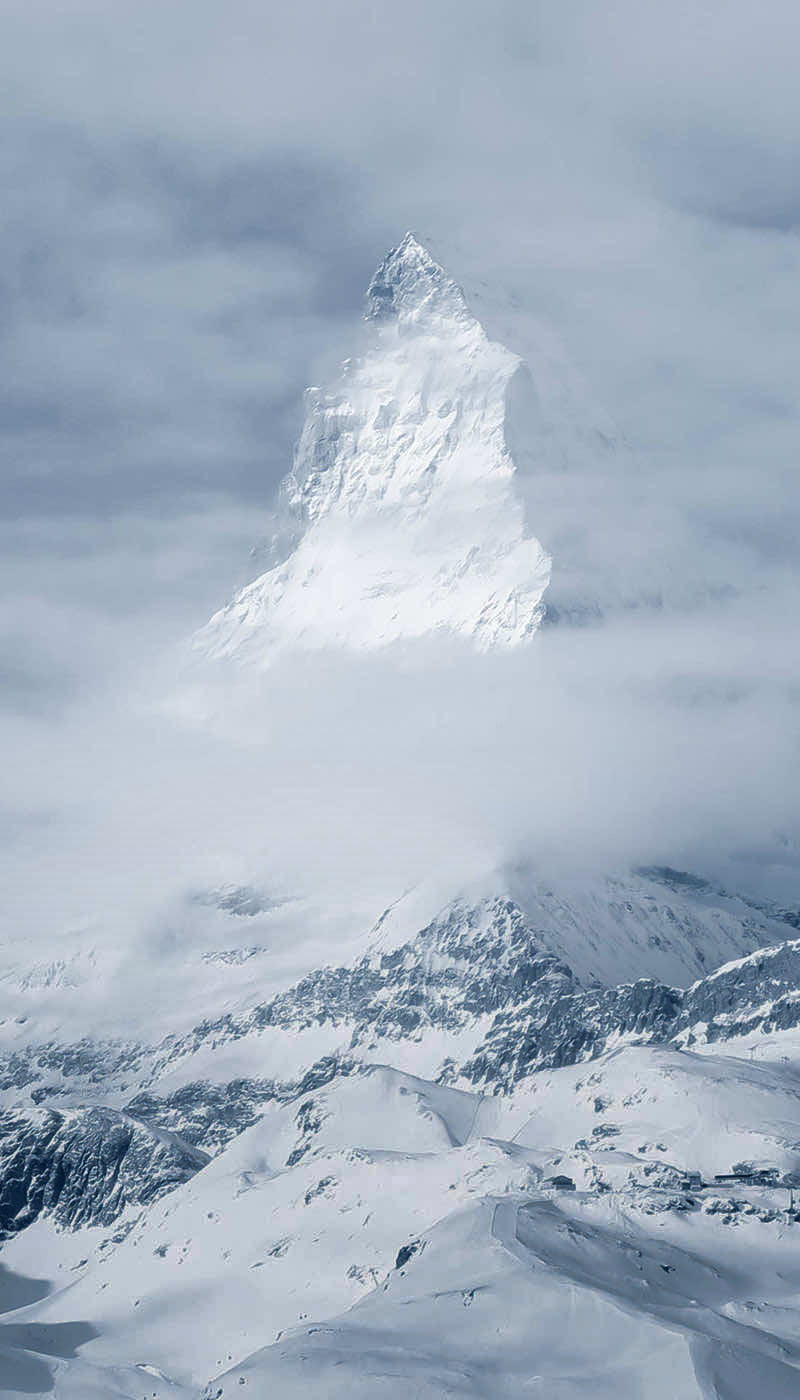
1 1 799 984
4 1 800 514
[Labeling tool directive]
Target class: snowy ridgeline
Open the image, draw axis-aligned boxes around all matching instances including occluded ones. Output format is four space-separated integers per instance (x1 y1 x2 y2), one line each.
2 867 799 1145
2 857 800 1397
0 868 795 1243
2 1046 800 1399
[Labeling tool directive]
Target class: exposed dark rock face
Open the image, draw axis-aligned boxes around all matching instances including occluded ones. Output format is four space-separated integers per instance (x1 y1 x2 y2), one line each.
0 1106 208 1237
677 940 800 1046
1 899 798 1232
125 1079 279 1153
155 899 578 1073
460 939 800 1090
151 898 800 1096
0 1039 146 1099
460 978 683 1090
0 1054 361 1236
2 876 791 1118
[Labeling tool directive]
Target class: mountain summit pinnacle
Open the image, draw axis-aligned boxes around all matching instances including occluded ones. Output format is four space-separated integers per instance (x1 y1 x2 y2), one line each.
365 232 470 324
194 239 551 667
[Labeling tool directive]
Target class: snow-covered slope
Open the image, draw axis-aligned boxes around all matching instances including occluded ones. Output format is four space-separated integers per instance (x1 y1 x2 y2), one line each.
199 1049 800 1398
194 234 550 664
125 867 793 1094
6 1049 800 1399
208 1193 800 1400
1 911 798 1275
0 865 794 1126
2 902 800 1398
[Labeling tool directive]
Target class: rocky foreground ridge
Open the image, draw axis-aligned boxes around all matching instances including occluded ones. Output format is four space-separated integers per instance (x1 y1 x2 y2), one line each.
1 869 798 1235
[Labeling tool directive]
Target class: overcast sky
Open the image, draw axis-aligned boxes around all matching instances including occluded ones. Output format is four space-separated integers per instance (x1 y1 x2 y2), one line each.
2 2 799 993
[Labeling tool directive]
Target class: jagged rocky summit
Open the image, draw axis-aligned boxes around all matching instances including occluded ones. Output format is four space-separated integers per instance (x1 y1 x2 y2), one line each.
0 1105 207 1238
194 233 551 666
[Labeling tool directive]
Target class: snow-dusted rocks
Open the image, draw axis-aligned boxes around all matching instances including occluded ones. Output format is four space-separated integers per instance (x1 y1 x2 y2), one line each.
2 889 800 1396
0 1106 207 1237
195 234 551 665
0 866 794 1124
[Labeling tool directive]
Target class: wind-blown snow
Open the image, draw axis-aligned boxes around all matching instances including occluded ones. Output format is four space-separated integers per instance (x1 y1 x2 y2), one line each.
194 235 550 665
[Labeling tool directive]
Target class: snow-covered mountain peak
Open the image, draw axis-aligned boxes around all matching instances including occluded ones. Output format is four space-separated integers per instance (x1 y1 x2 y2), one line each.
194 238 551 666
364 231 470 326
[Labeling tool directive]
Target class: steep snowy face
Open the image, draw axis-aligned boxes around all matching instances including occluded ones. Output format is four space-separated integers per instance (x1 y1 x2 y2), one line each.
195 234 551 665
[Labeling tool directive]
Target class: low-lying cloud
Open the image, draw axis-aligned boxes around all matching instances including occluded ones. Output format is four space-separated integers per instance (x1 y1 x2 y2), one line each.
1 1 799 1024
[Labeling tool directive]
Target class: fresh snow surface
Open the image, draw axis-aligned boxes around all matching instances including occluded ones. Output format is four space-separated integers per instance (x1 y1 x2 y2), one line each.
200 1049 800 1398
194 234 551 665
3 1045 800 1397
214 1195 800 1400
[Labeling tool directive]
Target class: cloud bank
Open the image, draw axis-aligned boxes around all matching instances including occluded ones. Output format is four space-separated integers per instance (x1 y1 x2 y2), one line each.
1 1 798 1005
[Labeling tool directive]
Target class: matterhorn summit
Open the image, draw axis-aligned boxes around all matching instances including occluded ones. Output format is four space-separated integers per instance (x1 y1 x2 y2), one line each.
195 234 551 665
